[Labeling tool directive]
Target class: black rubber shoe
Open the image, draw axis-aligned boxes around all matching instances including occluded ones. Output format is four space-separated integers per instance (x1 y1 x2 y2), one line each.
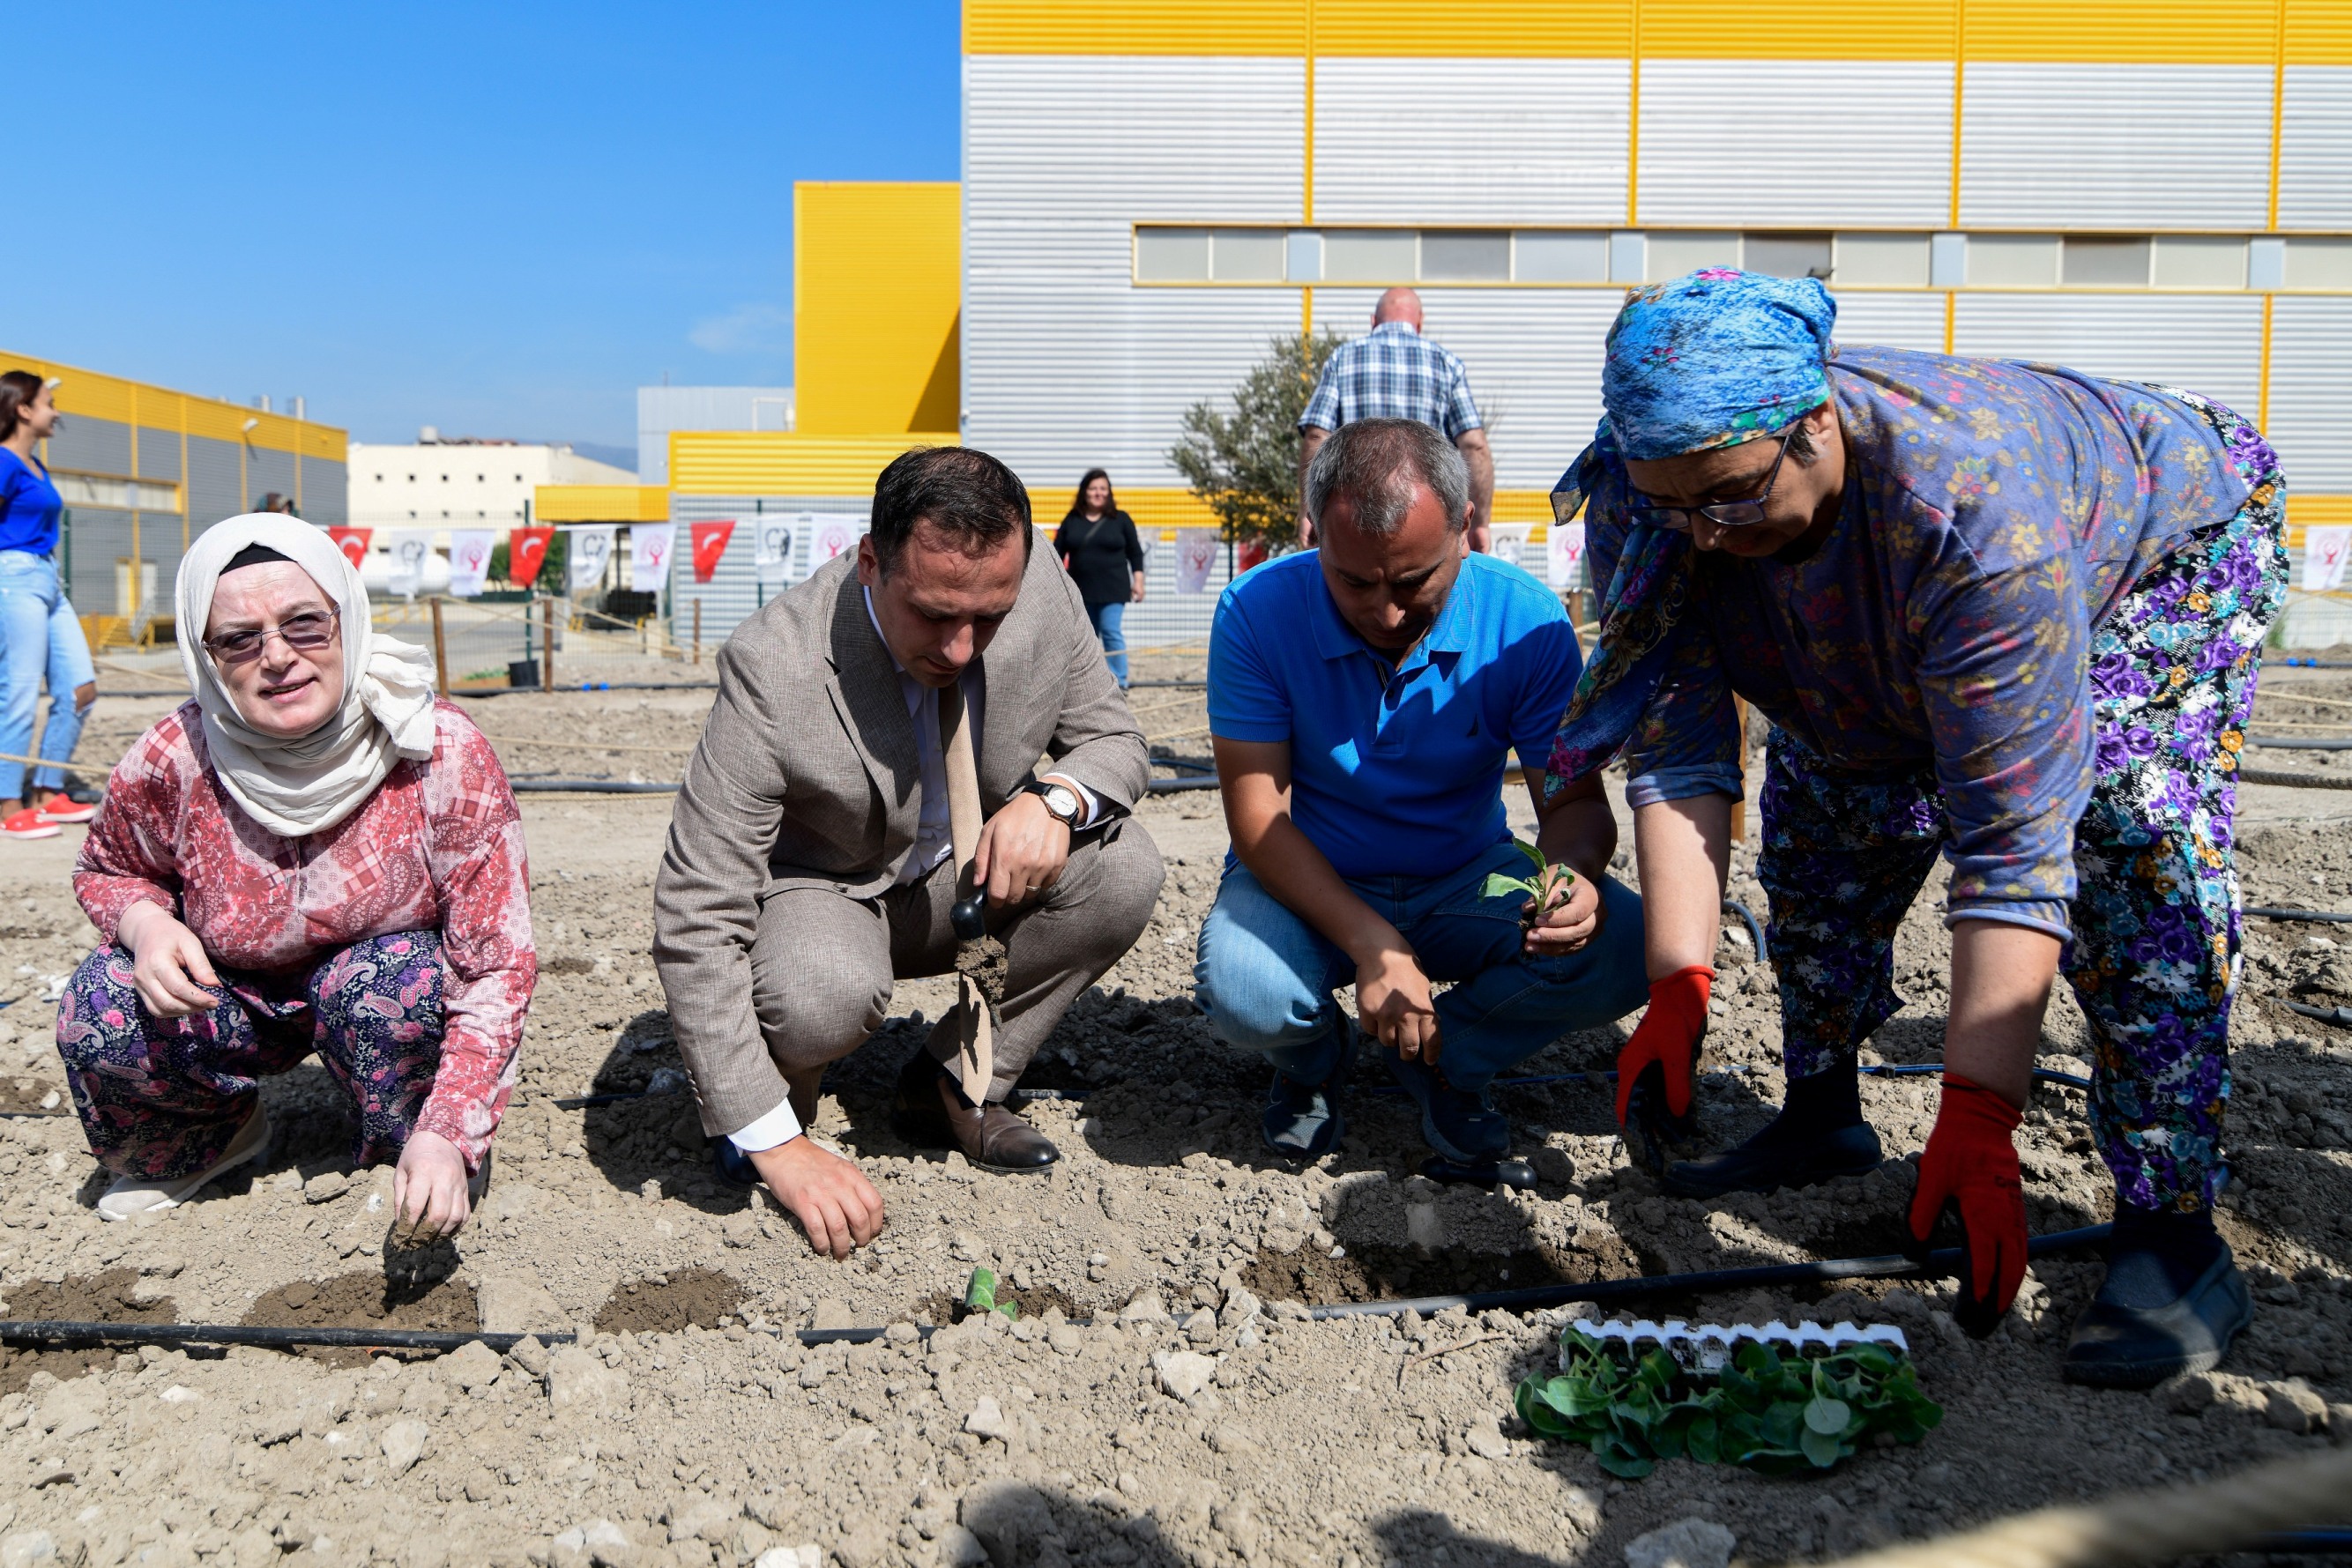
1261 1036 1353 1161
1387 1054 1511 1163
1661 1121 1883 1199
2062 1241 2253 1388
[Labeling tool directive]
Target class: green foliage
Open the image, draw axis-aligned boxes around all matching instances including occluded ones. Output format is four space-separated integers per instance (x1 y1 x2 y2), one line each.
963 1267 1018 1322
1167 328 1347 558
1514 1331 1942 1480
1480 839 1578 924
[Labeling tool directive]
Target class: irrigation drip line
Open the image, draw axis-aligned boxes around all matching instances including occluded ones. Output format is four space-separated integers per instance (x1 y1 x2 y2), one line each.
2246 736 2352 751
2239 766 2352 791
0 1320 573 1353
2257 1530 2352 1553
2284 1000 2352 1029
1722 898 1768 961
2246 905 2352 923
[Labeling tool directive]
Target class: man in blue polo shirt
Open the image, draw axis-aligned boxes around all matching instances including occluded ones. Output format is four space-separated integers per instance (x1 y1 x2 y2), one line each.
1195 418 1649 1163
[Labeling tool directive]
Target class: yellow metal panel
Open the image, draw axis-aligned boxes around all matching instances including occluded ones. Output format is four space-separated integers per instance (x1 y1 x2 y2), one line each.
1098 487 1224 533
2 348 344 456
2289 494 2352 548
1493 489 1559 524
967 0 1306 54
182 398 256 443
1962 0 2277 63
535 485 672 523
1641 0 1952 59
670 433 962 497
1314 0 1630 57
795 182 964 437
2286 0 2352 63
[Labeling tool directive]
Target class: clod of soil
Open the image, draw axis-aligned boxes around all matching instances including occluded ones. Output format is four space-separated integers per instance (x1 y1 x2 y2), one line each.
1239 1240 1634 1305
910 1279 1090 1326
592 1267 744 1334
242 1269 480 1332
0 1075 63 1115
0 1267 177 1394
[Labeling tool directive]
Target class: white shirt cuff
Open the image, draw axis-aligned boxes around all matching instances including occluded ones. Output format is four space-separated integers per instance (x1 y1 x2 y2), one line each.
1040 772 1104 829
726 1097 804 1154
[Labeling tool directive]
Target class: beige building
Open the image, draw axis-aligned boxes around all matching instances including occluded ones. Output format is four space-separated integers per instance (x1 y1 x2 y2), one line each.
348 435 634 531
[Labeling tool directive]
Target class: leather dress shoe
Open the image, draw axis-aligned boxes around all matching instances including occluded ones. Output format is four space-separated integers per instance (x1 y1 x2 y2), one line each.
2062 1241 2252 1388
1661 1121 1883 1199
892 1051 1059 1172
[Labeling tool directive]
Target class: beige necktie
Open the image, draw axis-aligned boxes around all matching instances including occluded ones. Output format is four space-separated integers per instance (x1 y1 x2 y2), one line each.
940 679 994 1104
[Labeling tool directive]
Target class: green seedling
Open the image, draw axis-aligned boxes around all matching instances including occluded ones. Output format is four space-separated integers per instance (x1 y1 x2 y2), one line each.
962 1267 1019 1322
1482 840 1578 930
1513 1329 1942 1479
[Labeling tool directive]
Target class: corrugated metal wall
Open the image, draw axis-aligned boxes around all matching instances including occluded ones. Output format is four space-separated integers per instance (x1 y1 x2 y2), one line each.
48 415 132 479
2278 67 2352 230
186 435 243 531
62 506 131 613
1311 57 1629 224
1827 293 1952 354
2266 298 2352 491
134 426 181 481
303 459 348 526
1639 61 1953 227
1951 294 2267 411
1958 63 2274 228
248 448 297 510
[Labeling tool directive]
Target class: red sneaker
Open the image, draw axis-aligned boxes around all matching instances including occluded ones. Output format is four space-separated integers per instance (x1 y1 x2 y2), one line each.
2 806 59 840
37 795 96 825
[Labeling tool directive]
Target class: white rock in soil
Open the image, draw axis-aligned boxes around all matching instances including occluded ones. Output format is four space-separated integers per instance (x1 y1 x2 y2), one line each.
4 1533 85 1568
37 1382 102 1439
933 1526 989 1567
667 1497 741 1543
580 1520 636 1568
547 1347 629 1412
441 1340 502 1390
1218 1289 1261 1329
964 1396 1009 1440
158 1386 200 1405
380 1419 430 1475
506 1335 551 1379
476 1276 568 1335
301 1170 350 1204
1154 1350 1217 1401
1463 1418 1509 1460
1180 1308 1217 1344
1046 1324 1084 1356
1624 1519 1736 1568
1120 1290 1170 1324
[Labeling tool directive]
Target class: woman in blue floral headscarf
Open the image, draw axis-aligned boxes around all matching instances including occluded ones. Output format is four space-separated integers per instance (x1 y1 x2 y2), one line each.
1550 268 2284 1389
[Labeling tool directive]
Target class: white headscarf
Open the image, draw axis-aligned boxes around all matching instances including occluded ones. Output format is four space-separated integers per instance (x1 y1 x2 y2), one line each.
175 514 439 837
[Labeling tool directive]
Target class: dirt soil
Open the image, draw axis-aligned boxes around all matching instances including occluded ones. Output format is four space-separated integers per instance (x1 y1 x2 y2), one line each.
3 668 2349 1568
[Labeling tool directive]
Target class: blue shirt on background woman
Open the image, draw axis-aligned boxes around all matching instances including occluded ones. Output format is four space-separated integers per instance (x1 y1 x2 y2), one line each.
0 369 99 840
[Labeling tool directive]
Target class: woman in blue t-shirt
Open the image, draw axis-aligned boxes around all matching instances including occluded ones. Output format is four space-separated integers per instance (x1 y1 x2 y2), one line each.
0 371 99 840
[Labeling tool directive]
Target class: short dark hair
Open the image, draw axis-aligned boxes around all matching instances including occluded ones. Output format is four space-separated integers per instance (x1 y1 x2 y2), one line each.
869 446 1032 574
0 370 45 442
1303 417 1470 536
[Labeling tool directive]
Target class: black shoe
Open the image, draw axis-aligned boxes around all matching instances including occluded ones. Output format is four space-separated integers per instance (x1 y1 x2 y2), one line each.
1388 1054 1510 1163
2063 1240 2253 1388
1662 1121 1883 1199
1262 1033 1353 1161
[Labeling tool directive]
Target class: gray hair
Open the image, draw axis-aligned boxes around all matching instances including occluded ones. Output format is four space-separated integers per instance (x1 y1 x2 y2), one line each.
1303 418 1470 537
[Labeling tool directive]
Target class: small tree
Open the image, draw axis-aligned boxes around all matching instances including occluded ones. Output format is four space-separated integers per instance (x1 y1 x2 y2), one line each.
1169 328 1345 558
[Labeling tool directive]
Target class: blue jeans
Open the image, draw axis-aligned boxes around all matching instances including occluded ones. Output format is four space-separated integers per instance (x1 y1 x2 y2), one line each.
1086 601 1128 687
1193 839 1650 1092
0 552 97 799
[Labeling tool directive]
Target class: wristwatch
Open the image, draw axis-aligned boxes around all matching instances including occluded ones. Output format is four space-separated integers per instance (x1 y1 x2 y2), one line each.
1023 779 1083 828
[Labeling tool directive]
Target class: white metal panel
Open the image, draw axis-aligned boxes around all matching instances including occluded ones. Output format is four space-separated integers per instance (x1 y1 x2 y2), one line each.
1826 291 1949 354
964 54 1305 487
1312 56 1629 224
1316 287 1620 490
2266 298 2352 492
1959 63 2272 230
1640 61 1952 227
1951 294 2266 412
2279 67 2352 232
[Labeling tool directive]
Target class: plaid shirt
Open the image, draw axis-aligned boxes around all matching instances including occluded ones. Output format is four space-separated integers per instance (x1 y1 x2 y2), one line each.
1299 322 1484 439
75 699 536 1166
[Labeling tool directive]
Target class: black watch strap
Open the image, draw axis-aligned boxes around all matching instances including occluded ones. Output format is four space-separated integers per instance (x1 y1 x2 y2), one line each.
1023 778 1083 826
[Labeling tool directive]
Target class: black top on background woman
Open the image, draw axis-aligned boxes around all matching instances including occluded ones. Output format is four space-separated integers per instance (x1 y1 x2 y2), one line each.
1053 469 1147 687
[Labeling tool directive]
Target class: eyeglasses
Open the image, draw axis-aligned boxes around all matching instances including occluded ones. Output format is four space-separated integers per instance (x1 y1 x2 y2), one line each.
1625 422 1802 533
203 611 339 663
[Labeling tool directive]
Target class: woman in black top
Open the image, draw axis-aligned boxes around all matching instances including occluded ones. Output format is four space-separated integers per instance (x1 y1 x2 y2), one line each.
1053 469 1147 688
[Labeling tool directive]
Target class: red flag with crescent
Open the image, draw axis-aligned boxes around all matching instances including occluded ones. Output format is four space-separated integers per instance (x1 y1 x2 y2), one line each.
690 520 736 583
327 527 371 568
510 527 555 589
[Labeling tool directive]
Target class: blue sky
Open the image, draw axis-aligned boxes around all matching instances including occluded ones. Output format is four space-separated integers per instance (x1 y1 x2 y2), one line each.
17 2 960 460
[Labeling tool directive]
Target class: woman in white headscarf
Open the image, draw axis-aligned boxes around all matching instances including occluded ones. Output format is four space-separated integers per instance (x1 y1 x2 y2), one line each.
56 514 536 1234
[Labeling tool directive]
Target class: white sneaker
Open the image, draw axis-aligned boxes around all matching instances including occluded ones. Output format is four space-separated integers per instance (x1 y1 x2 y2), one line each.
98 1104 274 1221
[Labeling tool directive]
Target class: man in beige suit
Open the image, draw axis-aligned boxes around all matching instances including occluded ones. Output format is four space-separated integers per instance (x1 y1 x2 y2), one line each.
654 447 1163 1257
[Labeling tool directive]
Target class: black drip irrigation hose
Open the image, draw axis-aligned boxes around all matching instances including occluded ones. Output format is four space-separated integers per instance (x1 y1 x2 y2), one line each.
1722 898 1768 961
0 1321 572 1353
2247 905 2352 924
2284 1000 2352 1029
2247 736 2352 752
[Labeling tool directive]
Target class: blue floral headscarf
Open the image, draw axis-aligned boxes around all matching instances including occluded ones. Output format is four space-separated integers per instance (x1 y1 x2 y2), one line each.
1543 269 1840 798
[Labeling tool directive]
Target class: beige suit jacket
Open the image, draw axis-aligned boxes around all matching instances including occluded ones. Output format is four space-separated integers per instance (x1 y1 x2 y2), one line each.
651 535 1150 1132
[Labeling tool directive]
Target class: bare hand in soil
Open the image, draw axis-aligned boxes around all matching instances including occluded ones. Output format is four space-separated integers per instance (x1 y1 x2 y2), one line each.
1355 946 1440 1064
390 1130 472 1247
1522 868 1604 955
116 900 223 1017
973 791 1071 908
748 1133 884 1260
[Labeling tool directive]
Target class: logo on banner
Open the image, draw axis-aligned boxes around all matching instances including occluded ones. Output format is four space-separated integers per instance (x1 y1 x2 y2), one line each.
690 520 736 583
447 530 495 598
1546 523 1586 591
569 526 616 592
510 527 554 589
810 516 860 563
630 523 677 593
327 527 372 569
1176 530 1220 595
2304 525 2351 593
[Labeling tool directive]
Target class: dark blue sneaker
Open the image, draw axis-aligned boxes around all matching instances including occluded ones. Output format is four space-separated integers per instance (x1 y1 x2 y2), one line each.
1387 1055 1510 1164
2063 1240 2253 1388
1262 1034 1353 1161
1661 1120 1883 1198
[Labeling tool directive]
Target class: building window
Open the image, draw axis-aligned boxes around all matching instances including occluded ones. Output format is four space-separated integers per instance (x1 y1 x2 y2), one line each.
1323 230 1418 282
1421 231 1510 282
1743 233 1834 280
2285 238 2352 289
2154 236 2245 288
1835 234 1932 286
1968 234 2060 287
1514 232 1609 282
1136 228 1209 281
2063 235 2151 287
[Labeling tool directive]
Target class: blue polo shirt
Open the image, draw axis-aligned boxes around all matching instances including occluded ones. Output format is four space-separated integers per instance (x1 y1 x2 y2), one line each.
0 449 62 556
1208 549 1583 880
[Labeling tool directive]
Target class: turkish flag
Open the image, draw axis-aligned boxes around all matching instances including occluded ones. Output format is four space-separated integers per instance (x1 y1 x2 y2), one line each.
1237 539 1269 574
327 527 371 568
690 520 736 583
510 526 555 589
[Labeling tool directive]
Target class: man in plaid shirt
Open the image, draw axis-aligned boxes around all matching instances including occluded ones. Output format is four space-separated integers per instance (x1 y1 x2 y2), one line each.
1299 287 1495 551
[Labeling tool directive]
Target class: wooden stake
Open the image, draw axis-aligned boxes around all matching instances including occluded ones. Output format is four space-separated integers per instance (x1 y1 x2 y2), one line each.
429 597 450 698
541 596 555 690
692 598 703 666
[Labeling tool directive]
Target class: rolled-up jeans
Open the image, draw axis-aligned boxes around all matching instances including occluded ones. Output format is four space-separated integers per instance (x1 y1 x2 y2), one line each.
0 550 97 797
1193 837 1651 1091
1086 600 1128 687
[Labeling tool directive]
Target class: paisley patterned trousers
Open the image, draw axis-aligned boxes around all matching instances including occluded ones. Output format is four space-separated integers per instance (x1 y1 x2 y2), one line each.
55 930 447 1180
1759 390 2286 1214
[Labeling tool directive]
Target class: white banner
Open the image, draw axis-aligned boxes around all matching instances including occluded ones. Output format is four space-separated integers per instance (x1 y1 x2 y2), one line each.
1175 529 1220 595
445 530 495 598
807 513 864 568
567 525 615 593
1546 523 1586 591
1486 524 1535 573
629 522 677 594
2304 525 2351 592
753 516 800 583
384 530 434 599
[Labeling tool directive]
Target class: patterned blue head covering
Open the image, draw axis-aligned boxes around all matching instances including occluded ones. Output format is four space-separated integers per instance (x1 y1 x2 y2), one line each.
1602 268 1838 461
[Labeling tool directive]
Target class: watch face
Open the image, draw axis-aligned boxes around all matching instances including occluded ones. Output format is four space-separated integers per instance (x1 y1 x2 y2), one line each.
1047 786 1079 818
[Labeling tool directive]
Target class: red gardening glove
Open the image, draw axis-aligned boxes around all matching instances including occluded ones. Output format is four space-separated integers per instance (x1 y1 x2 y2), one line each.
1615 967 1711 1126
1908 1073 2027 1338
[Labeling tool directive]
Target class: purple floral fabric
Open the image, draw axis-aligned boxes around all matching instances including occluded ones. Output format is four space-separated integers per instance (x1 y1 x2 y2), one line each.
1760 388 2284 1213
54 930 447 1180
